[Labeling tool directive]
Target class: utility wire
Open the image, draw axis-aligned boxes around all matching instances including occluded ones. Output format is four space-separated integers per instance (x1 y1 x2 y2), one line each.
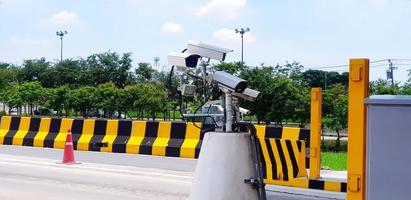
370 59 389 63
370 63 389 68
309 64 348 70
308 58 411 70
391 59 411 62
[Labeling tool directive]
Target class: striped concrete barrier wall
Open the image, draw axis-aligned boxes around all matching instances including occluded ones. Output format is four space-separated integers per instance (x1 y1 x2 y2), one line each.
268 178 347 193
255 125 310 168
255 125 347 193
255 125 309 182
0 116 346 192
260 138 307 181
0 116 204 159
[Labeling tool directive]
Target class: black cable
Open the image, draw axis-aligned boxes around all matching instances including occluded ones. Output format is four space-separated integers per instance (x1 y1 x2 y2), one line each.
201 102 221 133
190 101 206 130
167 48 219 133
198 101 211 128
232 122 267 200
179 93 185 121
190 100 220 134
167 65 175 90
186 72 202 80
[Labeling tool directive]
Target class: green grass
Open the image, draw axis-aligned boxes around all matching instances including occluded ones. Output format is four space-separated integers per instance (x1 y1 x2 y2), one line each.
321 152 347 171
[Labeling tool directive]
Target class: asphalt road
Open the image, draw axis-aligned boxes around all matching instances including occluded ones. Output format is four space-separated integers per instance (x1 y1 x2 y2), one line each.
0 145 345 200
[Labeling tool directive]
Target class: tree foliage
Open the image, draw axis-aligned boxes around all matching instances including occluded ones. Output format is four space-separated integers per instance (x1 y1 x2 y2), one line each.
1 51 409 125
322 84 348 150
239 64 310 126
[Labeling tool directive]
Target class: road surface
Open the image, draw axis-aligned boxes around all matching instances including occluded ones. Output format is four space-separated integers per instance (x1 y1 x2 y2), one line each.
0 146 346 200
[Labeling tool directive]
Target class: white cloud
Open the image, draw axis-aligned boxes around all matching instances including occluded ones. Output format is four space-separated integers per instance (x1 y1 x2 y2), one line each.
9 36 53 46
196 0 247 20
47 11 79 25
161 22 184 34
213 28 256 43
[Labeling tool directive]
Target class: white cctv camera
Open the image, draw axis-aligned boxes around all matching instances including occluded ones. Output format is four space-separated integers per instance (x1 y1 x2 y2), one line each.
186 40 233 62
212 71 248 93
232 88 261 102
167 52 201 69
239 107 251 115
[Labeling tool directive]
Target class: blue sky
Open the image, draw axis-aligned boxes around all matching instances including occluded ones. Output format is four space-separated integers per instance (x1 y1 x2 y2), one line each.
1 0 411 82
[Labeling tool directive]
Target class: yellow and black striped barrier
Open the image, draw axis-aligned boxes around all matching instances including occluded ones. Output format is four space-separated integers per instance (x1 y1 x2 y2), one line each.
255 125 310 169
267 178 347 193
0 116 346 193
0 116 204 159
259 138 307 181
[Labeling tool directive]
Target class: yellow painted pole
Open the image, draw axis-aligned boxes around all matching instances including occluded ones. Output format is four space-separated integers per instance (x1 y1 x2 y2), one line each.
309 88 322 179
347 59 369 200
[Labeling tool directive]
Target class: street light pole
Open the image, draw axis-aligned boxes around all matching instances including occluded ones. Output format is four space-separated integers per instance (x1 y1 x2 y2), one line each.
235 28 250 67
56 30 68 62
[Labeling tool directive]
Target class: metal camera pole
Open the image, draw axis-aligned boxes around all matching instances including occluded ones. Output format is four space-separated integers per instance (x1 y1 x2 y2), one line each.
200 60 210 104
235 28 250 67
224 90 233 132
166 40 264 200
56 30 68 62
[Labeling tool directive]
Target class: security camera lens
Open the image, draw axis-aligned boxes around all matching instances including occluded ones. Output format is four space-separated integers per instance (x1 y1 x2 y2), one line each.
185 54 200 68
235 81 248 93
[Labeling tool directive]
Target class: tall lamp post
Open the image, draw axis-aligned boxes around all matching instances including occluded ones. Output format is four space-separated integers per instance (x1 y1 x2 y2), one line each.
56 30 68 62
235 28 250 66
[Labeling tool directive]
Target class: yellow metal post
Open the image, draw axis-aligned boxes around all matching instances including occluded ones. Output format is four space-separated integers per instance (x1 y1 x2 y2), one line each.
347 59 369 200
309 88 322 179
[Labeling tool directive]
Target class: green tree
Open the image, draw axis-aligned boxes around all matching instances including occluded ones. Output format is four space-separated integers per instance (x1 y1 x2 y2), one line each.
240 63 308 125
135 63 155 83
126 83 168 120
370 79 399 95
291 86 311 127
302 70 325 88
44 85 70 116
400 85 411 95
53 59 83 87
212 62 244 75
84 52 133 87
271 62 303 80
19 58 53 86
0 63 20 110
0 62 11 69
302 70 348 89
67 86 96 117
18 82 44 115
267 78 303 125
124 85 144 119
322 84 348 150
114 52 134 88
0 65 19 90
240 66 275 124
144 83 168 120
95 83 121 118
3 84 24 114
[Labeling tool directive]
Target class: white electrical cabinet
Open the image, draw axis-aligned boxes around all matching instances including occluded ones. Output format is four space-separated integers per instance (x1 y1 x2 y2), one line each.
365 95 411 200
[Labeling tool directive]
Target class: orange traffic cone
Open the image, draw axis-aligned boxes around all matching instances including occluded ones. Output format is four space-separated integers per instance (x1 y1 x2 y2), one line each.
59 129 80 165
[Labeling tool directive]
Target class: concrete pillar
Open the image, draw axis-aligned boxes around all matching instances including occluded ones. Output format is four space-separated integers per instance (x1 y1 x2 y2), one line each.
189 132 259 200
